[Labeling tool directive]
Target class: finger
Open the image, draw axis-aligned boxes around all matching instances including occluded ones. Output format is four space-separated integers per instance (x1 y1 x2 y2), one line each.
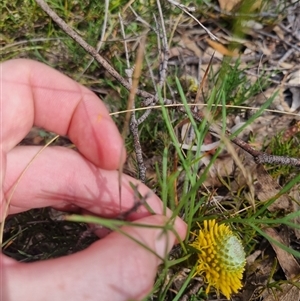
5 146 163 218
2 215 186 301
1 59 124 169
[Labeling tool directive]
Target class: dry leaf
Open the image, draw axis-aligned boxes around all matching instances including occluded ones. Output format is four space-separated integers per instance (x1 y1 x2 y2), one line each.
169 46 181 58
279 61 295 69
218 0 241 12
255 164 293 212
264 227 300 279
290 187 300 239
180 34 202 57
273 25 285 40
262 227 300 301
206 39 239 57
288 69 300 112
246 250 261 265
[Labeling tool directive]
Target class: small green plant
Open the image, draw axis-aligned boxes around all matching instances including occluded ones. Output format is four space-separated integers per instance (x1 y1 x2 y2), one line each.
267 130 300 181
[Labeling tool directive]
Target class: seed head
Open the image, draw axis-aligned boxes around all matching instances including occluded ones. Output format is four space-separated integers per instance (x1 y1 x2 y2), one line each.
190 219 246 299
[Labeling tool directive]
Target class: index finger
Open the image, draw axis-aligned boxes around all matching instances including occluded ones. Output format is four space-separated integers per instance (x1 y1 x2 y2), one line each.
0 59 125 169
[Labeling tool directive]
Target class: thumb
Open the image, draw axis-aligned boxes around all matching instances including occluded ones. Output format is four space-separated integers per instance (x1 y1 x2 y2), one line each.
2 215 186 301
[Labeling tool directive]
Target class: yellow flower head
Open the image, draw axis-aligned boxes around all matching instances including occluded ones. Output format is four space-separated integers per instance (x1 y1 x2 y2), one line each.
190 219 246 299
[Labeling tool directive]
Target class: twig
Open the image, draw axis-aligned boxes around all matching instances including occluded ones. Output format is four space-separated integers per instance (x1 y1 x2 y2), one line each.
190 110 300 167
134 0 171 126
167 0 219 41
130 119 147 181
119 13 131 71
129 5 158 34
167 0 196 12
156 0 169 89
135 0 170 126
278 48 295 66
127 36 147 182
136 56 159 125
167 53 283 66
279 23 300 42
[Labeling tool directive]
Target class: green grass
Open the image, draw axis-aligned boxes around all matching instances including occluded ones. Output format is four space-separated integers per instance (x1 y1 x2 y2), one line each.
1 0 300 300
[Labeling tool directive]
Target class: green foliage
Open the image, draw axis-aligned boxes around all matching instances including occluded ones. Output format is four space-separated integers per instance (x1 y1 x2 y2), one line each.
267 131 300 181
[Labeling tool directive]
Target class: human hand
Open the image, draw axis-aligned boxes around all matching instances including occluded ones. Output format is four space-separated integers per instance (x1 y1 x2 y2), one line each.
0 59 187 301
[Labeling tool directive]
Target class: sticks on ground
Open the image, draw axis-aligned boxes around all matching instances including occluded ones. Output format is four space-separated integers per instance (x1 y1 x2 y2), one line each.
190 110 300 168
35 0 300 171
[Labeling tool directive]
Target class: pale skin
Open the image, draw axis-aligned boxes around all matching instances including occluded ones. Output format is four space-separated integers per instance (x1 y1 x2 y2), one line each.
0 59 187 301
